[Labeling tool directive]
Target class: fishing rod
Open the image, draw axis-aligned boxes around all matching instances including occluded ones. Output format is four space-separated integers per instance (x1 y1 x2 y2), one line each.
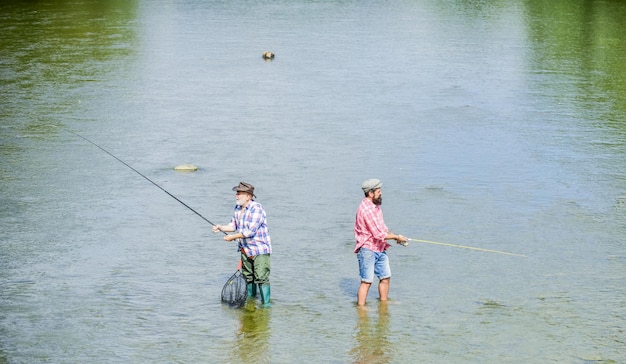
406 238 526 257
65 129 222 230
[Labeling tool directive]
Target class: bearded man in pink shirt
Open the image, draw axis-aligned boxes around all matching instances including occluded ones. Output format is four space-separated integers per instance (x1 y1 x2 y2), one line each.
354 179 408 306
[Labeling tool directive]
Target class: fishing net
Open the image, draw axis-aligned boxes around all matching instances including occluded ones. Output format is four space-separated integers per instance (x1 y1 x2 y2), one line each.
221 269 247 308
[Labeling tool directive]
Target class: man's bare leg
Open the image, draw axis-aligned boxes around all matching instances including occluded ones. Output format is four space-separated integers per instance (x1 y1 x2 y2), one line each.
357 282 372 306
378 278 390 301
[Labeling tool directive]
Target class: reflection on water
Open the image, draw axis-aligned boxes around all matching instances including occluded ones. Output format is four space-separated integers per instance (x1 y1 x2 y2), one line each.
350 303 392 364
231 306 271 363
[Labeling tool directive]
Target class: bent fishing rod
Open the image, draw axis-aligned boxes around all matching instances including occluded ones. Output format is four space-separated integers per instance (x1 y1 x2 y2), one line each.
404 238 526 257
65 129 223 231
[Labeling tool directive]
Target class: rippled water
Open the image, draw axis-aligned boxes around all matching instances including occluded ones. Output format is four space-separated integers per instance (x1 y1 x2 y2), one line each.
1 0 625 363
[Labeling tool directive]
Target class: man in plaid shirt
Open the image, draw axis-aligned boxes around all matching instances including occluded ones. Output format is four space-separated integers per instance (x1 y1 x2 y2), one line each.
213 182 272 306
354 179 408 306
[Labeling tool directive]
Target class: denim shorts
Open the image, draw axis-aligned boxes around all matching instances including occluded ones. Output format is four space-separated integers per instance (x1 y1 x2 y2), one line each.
357 247 391 283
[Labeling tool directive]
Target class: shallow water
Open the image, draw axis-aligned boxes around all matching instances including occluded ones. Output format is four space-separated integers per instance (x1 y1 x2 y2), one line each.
1 0 625 363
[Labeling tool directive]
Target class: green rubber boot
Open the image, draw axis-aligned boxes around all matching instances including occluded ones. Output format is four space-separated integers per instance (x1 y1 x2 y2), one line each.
259 284 271 306
247 283 257 298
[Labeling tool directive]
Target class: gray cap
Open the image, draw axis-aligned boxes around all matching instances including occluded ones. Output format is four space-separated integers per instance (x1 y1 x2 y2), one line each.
361 178 382 193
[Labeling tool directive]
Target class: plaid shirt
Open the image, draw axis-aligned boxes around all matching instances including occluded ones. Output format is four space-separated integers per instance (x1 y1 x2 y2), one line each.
354 197 390 253
231 200 272 257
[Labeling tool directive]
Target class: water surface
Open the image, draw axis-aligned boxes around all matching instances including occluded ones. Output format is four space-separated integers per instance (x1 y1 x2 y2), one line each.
1 0 625 363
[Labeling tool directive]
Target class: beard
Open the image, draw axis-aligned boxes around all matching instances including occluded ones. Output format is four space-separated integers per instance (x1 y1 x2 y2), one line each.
372 196 382 205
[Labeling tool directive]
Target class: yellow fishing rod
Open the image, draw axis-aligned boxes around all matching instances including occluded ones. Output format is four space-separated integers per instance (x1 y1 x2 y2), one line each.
405 238 526 257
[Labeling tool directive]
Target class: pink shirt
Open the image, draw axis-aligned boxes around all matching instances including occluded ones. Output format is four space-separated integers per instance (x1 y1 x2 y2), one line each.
354 197 390 253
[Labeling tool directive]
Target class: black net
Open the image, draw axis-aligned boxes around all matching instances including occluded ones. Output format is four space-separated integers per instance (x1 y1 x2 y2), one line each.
221 269 247 308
